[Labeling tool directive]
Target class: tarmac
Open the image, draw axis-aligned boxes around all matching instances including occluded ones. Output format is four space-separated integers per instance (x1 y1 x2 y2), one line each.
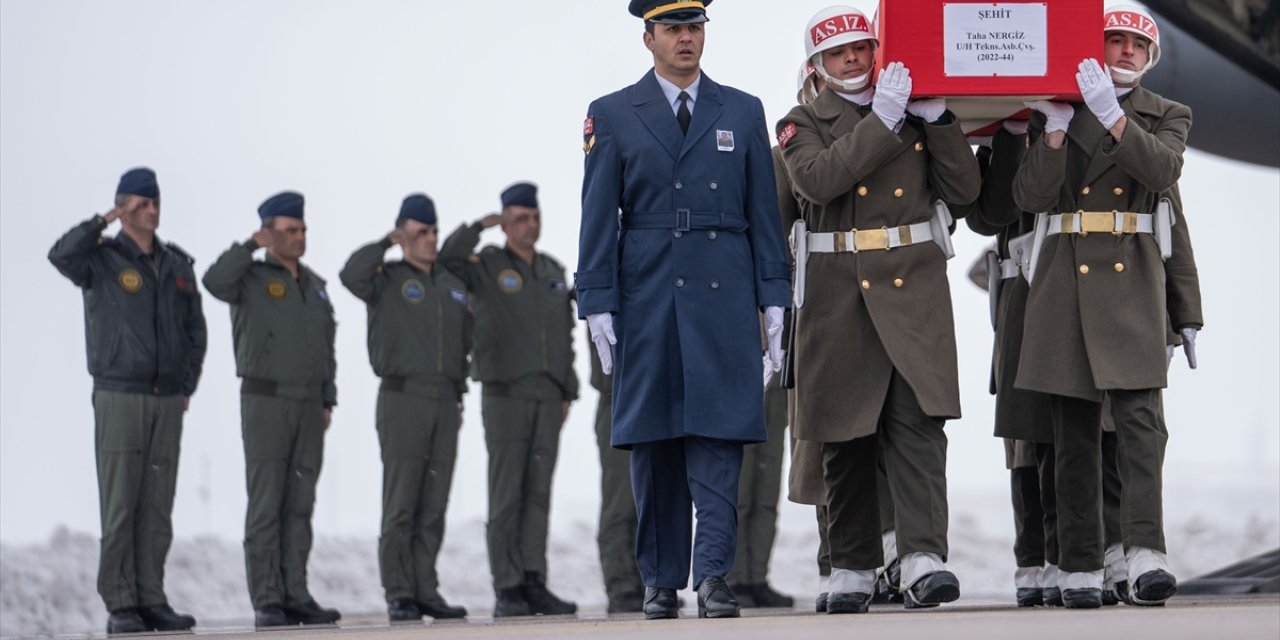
14 595 1278 640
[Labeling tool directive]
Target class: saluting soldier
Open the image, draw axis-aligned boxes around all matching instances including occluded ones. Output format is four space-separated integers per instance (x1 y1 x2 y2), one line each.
49 168 206 635
202 192 341 627
437 182 579 618
778 5 980 613
577 0 792 620
588 340 646 614
338 194 471 622
1012 3 1194 608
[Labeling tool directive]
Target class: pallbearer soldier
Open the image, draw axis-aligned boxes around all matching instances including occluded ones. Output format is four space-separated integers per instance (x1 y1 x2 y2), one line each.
49 168 207 635
778 5 980 613
577 0 792 620
438 182 579 617
202 192 342 627
339 194 471 622
588 340 646 614
1012 3 1195 609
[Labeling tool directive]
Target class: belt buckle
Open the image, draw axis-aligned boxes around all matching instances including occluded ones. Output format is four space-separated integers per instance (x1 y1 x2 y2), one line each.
1080 211 1115 234
854 227 890 251
675 208 691 232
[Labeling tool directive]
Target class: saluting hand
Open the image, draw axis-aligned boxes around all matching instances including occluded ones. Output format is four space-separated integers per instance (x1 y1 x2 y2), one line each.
251 227 274 250
388 228 407 247
103 205 125 224
477 212 503 229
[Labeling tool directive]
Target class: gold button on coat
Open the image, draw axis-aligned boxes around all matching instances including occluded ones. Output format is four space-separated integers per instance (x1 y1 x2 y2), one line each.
861 280 871 289
1081 186 1091 195
914 142 924 151
857 186 868 196
893 188 904 198
1079 264 1090 274
893 278 904 288
1113 187 1124 196
1114 262 1125 272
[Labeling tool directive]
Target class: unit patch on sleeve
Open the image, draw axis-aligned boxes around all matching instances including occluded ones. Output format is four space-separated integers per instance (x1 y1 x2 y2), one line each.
778 122 798 149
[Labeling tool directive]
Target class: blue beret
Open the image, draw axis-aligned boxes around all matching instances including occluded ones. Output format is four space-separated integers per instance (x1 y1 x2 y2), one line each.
116 167 159 199
500 182 539 209
258 191 305 220
629 0 711 23
397 193 437 225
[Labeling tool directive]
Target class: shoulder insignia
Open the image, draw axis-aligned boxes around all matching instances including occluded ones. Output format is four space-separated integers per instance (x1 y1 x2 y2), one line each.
266 279 288 300
583 115 596 155
118 268 143 293
778 122 798 149
497 269 524 294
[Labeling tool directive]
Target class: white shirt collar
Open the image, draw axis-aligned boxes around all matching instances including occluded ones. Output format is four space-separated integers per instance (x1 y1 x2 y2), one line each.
655 71 701 115
834 86 875 106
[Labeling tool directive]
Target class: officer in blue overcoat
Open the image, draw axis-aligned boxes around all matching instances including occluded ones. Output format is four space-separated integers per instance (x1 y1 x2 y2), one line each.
574 0 792 621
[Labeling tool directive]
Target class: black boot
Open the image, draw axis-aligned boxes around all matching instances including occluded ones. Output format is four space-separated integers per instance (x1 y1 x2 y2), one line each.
137 603 196 631
1131 570 1177 606
522 572 577 615
815 591 829 612
872 559 905 604
643 587 679 619
494 587 531 617
1063 588 1103 609
388 599 421 622
696 576 740 619
1043 586 1063 606
904 571 961 609
254 605 292 629
729 583 758 608
827 591 872 614
607 590 646 614
107 608 148 635
283 600 341 625
1016 587 1045 607
417 594 467 619
751 583 795 608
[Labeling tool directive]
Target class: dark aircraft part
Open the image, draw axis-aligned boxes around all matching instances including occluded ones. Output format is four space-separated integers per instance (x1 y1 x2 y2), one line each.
1179 548 1280 595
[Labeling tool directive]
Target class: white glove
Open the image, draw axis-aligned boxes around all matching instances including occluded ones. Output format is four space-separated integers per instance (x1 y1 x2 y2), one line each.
764 305 784 373
1023 100 1074 134
1076 58 1125 129
907 98 946 123
872 62 911 131
1179 327 1198 369
587 313 617 375
1003 119 1030 135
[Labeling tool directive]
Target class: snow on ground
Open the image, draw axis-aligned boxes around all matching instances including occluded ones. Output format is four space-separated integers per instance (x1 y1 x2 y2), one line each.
2 488 1277 638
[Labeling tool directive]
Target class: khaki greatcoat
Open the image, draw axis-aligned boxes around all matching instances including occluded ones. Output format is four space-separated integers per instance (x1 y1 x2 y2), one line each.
778 89 980 442
1012 87 1191 401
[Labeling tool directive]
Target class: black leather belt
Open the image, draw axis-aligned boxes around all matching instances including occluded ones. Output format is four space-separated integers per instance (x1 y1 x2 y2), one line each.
623 210 749 232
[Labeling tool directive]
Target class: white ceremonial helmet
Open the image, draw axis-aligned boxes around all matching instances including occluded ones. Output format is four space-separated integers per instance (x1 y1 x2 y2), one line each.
1103 4 1161 84
796 60 821 104
804 6 879 93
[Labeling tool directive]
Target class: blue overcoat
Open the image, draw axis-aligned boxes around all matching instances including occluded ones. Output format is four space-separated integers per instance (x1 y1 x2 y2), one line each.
575 69 792 447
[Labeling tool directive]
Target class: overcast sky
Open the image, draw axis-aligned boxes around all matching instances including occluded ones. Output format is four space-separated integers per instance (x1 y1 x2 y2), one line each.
2 0 1277 544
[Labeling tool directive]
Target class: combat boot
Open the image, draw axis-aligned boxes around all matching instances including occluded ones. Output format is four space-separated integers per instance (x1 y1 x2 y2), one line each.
137 603 196 631
606 590 645 614
107 608 147 635
494 587 531 617
750 583 795 608
253 605 292 629
283 600 341 625
387 599 421 623
522 572 577 615
417 594 467 619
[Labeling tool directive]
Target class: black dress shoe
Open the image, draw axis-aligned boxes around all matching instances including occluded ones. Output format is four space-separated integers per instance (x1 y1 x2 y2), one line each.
905 570 960 609
137 603 196 631
1016 587 1044 607
1063 588 1103 609
729 583 758 608
522 572 577 615
388 598 422 622
751 583 795 608
607 591 646 614
815 591 829 612
1102 588 1120 606
1042 586 1063 606
283 600 341 625
1131 570 1177 606
494 587 531 617
826 591 871 614
254 605 293 629
417 594 467 619
1115 580 1131 604
696 577 740 618
107 608 148 635
643 587 679 619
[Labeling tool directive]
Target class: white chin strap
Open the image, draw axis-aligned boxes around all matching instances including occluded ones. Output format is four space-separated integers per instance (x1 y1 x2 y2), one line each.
812 54 872 93
1109 60 1151 86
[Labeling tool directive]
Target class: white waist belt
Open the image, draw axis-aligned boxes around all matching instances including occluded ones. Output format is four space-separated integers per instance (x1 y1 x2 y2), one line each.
807 221 934 253
1046 211 1153 236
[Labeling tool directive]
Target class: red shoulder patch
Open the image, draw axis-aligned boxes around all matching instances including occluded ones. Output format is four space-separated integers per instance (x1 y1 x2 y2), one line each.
583 115 595 137
778 122 798 149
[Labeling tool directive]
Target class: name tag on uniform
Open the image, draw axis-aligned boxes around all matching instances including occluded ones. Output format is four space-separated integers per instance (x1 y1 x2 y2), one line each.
548 280 568 293
716 130 735 152
449 287 467 305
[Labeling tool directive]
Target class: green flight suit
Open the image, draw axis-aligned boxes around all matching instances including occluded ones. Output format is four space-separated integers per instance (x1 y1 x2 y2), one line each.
339 237 474 604
203 240 337 610
588 341 644 604
438 222 579 590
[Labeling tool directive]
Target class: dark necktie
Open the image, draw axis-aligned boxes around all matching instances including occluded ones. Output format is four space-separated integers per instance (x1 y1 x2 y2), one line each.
676 91 692 135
